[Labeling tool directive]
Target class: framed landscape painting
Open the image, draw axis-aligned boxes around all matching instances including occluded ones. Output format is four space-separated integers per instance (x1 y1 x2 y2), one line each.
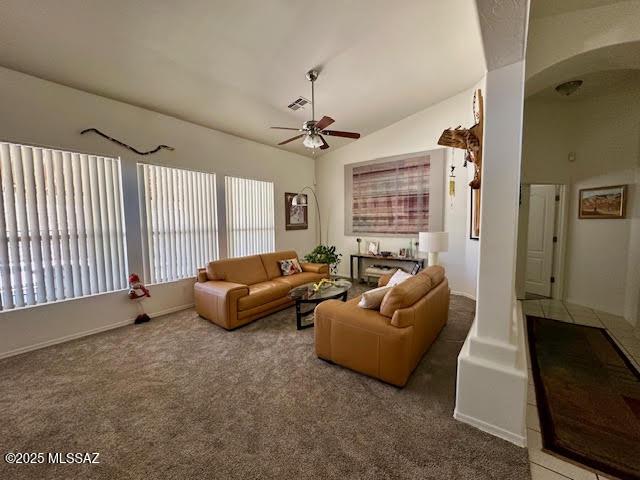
578 185 627 219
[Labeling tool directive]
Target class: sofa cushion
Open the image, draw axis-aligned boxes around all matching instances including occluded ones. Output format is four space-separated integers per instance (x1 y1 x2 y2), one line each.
358 285 393 309
260 250 300 279
206 255 268 285
273 271 326 289
387 269 413 286
379 273 433 318
238 280 290 311
278 258 302 276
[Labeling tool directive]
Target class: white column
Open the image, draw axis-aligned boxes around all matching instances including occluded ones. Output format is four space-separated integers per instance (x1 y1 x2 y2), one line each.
454 61 528 446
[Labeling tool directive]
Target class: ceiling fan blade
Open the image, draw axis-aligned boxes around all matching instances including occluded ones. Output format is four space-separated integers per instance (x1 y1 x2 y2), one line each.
271 126 303 131
321 129 361 139
278 134 304 145
319 135 330 150
314 116 334 131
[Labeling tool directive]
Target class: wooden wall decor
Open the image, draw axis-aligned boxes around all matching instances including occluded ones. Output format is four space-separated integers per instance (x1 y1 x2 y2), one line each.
437 89 483 238
80 128 175 156
437 89 483 189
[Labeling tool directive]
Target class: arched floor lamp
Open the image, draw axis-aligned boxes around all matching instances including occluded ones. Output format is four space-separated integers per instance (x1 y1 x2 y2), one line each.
292 186 322 245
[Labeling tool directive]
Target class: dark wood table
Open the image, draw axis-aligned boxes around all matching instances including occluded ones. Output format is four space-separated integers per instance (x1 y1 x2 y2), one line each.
349 253 425 282
288 280 351 330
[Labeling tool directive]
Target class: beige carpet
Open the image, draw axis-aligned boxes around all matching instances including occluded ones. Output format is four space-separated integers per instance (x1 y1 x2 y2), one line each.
0 287 530 479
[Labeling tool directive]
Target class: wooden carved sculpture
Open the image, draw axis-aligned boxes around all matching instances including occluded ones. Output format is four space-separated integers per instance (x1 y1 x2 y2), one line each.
437 89 483 190
438 89 484 238
81 128 175 156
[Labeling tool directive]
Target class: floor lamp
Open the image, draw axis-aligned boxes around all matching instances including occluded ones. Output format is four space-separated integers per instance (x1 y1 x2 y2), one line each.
419 231 449 267
292 186 322 245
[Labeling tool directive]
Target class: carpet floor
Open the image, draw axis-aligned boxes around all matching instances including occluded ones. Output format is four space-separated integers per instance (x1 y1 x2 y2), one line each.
0 288 530 480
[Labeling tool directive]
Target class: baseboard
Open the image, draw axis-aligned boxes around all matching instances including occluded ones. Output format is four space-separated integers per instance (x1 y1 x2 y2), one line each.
0 303 194 360
453 409 526 447
451 290 476 301
564 297 628 319
149 303 195 319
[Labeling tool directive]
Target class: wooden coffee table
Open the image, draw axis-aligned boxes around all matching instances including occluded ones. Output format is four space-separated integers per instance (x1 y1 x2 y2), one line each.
288 280 352 330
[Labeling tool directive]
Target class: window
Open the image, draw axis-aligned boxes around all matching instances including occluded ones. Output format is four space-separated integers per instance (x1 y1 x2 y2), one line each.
0 142 127 310
138 164 218 283
225 176 275 257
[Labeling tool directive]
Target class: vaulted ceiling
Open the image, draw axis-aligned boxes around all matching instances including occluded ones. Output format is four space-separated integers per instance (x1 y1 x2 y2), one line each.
0 0 485 157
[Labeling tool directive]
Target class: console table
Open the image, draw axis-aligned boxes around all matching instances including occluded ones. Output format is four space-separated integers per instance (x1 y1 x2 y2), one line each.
349 254 425 282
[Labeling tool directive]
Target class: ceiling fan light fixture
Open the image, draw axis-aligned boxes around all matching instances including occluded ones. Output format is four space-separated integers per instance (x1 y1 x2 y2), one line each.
555 80 583 96
302 133 324 149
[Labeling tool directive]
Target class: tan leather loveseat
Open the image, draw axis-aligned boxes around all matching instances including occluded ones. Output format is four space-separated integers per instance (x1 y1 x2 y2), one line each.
195 250 329 330
315 266 449 387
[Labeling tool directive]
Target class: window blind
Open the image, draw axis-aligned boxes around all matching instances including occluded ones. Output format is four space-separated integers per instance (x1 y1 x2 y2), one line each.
225 176 275 257
138 164 218 284
0 142 127 310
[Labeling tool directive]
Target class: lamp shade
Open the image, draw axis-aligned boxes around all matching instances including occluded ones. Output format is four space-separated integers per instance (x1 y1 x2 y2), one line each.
419 231 449 253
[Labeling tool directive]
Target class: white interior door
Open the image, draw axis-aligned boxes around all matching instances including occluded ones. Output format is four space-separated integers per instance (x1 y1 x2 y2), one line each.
525 185 556 297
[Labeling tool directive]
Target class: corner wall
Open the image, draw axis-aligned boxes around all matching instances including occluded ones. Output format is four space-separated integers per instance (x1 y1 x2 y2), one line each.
0 66 317 358
315 87 481 298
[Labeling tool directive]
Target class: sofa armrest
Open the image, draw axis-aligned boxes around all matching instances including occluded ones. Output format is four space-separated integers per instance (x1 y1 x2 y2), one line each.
301 262 329 274
196 267 208 283
377 269 398 287
194 280 249 329
314 299 413 386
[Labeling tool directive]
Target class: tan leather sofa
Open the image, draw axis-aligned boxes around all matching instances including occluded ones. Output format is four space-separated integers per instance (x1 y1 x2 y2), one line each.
195 250 329 330
315 266 449 387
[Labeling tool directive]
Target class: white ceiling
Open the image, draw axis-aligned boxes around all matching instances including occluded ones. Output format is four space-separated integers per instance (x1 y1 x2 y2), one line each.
0 0 485 157
525 41 640 98
528 69 640 102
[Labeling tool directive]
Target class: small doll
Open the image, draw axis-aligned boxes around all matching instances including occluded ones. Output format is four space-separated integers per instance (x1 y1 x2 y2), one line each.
128 273 151 324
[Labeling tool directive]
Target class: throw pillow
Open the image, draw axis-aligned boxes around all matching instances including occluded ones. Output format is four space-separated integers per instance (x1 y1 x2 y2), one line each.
278 258 302 276
358 285 393 309
387 269 413 287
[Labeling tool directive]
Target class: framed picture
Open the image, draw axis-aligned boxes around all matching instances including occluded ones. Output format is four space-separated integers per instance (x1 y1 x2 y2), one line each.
399 248 408 258
578 185 627 219
344 149 445 237
470 188 480 240
367 241 379 255
285 192 308 230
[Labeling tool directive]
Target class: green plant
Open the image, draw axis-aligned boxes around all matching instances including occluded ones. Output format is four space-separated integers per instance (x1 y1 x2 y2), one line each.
304 245 342 275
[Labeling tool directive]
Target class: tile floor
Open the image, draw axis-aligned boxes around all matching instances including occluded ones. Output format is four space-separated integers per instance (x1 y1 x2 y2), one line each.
522 298 640 480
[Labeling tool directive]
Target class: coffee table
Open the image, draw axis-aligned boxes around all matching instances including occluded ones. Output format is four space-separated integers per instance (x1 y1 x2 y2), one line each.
288 279 352 330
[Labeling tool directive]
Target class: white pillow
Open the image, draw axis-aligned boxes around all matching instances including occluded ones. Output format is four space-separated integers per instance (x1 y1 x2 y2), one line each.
387 269 413 287
358 285 393 309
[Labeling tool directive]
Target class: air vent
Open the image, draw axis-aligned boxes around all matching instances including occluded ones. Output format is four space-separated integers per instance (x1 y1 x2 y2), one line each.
287 97 310 111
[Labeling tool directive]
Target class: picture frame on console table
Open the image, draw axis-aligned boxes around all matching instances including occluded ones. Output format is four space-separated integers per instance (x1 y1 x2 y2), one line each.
285 192 308 230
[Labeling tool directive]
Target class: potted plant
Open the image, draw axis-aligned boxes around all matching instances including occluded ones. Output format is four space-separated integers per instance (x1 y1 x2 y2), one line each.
304 245 342 276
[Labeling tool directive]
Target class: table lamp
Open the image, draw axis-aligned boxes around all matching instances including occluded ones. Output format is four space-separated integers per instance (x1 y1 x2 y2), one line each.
418 232 449 267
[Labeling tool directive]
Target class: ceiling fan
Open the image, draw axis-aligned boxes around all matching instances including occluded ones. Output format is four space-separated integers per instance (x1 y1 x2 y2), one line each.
271 69 361 151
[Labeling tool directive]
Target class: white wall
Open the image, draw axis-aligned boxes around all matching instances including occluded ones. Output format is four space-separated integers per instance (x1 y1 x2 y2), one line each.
521 87 640 322
0 66 317 357
315 87 480 298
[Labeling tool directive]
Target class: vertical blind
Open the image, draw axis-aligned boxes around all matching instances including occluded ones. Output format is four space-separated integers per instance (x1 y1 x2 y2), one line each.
225 176 275 257
0 142 127 310
139 164 218 284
